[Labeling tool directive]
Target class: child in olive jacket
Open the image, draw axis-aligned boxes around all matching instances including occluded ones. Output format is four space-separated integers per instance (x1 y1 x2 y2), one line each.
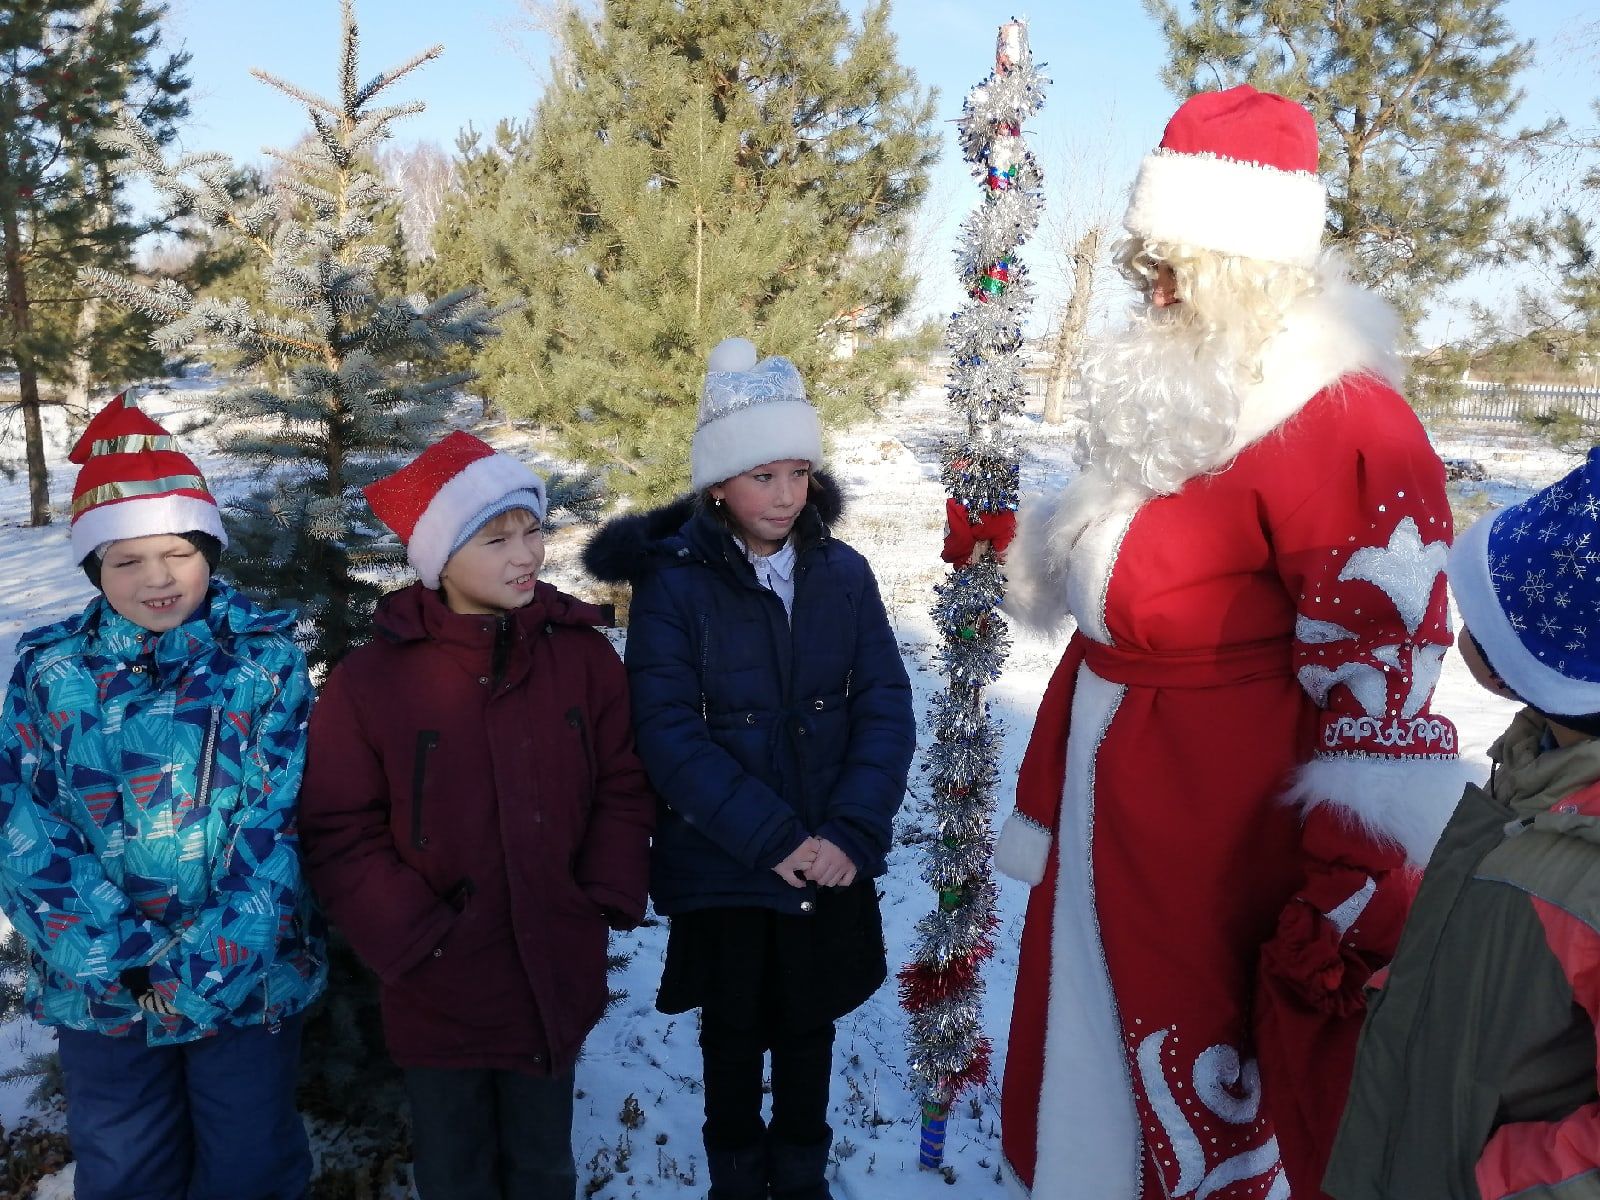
1327 448 1600 1200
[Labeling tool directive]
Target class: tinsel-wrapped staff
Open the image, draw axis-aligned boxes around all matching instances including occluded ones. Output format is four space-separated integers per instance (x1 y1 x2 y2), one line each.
899 17 1046 1172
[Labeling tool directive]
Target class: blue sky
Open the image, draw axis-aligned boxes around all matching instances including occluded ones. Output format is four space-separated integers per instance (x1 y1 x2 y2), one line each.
154 0 1597 343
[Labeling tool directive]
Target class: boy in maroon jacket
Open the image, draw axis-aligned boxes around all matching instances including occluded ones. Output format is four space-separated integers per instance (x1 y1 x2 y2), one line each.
300 432 654 1200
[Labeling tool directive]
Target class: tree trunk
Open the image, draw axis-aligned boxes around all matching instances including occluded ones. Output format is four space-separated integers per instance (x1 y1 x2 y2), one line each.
3 203 51 526
1042 226 1101 426
65 176 117 415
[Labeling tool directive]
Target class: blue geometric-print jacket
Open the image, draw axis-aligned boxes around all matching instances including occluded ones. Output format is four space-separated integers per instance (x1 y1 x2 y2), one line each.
0 580 326 1043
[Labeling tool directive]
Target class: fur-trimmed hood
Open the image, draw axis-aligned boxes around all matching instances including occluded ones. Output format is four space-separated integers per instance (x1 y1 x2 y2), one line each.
583 468 846 585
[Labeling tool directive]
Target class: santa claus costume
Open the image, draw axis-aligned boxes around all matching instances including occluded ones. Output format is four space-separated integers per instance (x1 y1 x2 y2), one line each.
995 87 1466 1200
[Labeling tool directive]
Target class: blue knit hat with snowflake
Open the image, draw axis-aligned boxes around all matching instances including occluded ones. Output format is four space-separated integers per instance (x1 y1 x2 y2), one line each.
1449 446 1600 721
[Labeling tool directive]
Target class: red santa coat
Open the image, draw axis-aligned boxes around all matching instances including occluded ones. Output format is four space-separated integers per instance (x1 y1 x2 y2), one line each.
995 279 1466 1200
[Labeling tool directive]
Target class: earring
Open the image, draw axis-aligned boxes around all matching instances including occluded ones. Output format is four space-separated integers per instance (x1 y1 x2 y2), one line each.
714 497 724 507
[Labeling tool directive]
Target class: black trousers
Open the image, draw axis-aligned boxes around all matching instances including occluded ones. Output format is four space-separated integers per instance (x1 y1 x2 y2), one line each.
404 1065 577 1200
701 1010 835 1151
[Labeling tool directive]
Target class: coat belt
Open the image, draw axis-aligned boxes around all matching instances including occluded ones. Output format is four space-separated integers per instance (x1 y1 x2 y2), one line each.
1079 632 1290 689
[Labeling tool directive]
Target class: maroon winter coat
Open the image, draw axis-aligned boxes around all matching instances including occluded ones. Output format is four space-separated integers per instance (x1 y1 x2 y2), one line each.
299 581 654 1076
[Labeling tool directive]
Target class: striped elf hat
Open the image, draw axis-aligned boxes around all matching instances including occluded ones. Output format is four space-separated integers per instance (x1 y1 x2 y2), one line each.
68 393 226 563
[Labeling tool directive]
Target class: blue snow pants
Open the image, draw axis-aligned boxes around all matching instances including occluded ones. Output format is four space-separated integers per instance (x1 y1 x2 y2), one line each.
57 1016 310 1200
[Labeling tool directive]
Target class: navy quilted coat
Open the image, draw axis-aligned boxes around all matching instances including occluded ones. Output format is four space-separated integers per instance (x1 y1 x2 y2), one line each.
583 476 915 916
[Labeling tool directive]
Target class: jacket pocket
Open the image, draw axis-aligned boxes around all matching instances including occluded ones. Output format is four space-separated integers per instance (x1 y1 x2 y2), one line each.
411 730 440 851
565 707 596 800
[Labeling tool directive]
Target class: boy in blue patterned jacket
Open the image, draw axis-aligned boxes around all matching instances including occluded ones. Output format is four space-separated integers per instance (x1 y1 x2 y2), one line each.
0 394 325 1200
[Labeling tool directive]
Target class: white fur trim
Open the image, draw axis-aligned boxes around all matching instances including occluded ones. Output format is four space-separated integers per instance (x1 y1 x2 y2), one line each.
690 400 822 491
70 495 227 562
408 453 545 589
1324 876 1377 938
1009 263 1404 623
995 812 1052 886
1284 754 1478 868
1449 514 1600 719
1001 489 1077 634
1062 491 1140 645
1125 149 1327 267
1228 261 1404 456
1032 664 1142 1199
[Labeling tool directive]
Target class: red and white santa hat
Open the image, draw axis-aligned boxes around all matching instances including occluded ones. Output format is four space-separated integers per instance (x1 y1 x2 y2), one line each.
1124 84 1327 267
68 392 227 564
363 431 547 589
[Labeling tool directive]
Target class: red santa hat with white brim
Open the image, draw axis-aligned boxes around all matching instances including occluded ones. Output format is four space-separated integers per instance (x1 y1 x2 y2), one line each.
363 431 547 590
68 392 227 563
1124 84 1327 268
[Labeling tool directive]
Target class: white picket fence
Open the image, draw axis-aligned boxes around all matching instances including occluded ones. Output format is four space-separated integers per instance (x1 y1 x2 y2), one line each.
1424 379 1600 424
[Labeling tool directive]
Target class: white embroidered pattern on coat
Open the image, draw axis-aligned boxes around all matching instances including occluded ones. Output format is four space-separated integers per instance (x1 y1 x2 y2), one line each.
1134 1026 1289 1199
1336 516 1448 636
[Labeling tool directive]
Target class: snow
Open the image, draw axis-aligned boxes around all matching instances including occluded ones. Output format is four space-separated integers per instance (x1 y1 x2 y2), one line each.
0 378 1563 1196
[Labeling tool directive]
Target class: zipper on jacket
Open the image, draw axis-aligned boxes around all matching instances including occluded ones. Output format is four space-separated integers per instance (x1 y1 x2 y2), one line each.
490 615 513 690
195 705 223 809
411 731 440 850
698 613 711 718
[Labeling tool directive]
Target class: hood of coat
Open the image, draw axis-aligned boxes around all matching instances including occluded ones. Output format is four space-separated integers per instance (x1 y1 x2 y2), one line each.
17 577 294 661
372 579 612 646
582 468 846 585
1491 707 1600 844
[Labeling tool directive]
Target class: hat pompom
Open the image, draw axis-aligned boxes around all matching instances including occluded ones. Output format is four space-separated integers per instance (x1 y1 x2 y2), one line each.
707 337 759 374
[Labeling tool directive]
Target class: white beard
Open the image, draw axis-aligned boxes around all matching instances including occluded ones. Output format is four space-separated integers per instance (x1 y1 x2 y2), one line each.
1003 262 1407 634
1074 308 1246 498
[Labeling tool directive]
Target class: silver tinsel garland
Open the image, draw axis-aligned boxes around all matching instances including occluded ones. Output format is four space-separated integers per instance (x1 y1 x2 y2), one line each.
902 18 1046 1165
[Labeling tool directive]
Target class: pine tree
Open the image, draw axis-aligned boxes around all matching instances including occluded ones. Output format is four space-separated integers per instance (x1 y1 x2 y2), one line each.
431 0 938 502
0 0 188 525
84 0 519 674
1145 0 1555 332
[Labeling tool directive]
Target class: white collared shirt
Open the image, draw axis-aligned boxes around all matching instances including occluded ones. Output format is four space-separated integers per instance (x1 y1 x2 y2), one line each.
736 536 797 619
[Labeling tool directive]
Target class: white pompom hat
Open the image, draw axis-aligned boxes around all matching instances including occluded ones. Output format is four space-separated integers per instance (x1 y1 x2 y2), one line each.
690 337 823 491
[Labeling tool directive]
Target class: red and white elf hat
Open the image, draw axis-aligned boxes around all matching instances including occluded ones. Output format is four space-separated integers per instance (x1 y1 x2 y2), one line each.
68 393 226 563
1123 84 1326 267
363 431 547 589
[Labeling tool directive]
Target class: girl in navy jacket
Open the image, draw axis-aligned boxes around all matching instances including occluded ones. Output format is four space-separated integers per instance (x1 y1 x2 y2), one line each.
585 339 915 1200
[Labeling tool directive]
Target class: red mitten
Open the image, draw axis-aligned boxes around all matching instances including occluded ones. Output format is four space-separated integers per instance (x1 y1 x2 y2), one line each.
1260 805 1418 1014
941 498 1018 566
942 498 977 566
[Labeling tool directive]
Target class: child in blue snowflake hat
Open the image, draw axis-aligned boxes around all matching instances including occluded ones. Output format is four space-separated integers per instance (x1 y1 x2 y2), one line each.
1327 446 1600 1200
0 394 325 1200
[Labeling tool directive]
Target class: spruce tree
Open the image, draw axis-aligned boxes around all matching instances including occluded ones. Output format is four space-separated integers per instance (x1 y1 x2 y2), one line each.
432 0 938 502
0 0 188 525
1145 0 1554 332
84 0 518 674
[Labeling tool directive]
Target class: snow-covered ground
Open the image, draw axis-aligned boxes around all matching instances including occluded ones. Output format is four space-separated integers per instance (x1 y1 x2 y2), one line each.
0 378 1575 1197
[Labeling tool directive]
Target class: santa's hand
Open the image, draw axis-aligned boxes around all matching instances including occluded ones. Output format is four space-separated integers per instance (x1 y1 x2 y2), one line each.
941 499 1017 566
1260 864 1414 1014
